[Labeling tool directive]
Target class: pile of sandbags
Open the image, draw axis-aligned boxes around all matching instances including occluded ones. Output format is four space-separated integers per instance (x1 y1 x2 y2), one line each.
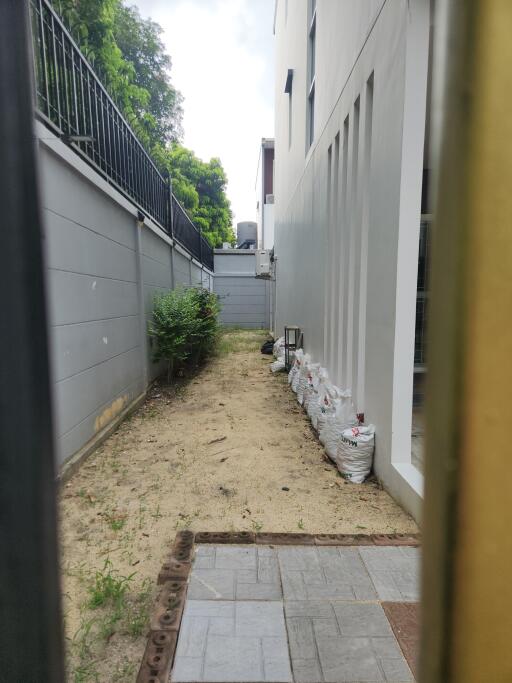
275 345 376 483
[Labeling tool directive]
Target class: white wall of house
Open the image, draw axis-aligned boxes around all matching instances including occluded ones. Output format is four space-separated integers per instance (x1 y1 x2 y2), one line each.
255 139 275 249
273 0 430 521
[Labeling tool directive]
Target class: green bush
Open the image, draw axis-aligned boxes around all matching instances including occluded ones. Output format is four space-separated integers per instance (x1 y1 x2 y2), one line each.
149 287 220 381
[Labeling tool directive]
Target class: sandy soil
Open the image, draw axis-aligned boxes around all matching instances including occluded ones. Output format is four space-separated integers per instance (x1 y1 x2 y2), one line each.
59 329 417 681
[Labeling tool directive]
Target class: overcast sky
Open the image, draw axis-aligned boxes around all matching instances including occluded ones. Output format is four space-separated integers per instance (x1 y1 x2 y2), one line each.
133 0 275 230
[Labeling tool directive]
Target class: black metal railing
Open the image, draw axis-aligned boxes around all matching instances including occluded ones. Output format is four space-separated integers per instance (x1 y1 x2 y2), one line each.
29 0 214 271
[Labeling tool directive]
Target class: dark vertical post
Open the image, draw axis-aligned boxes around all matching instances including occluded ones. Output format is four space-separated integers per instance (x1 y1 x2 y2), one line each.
0 1 64 681
168 177 174 239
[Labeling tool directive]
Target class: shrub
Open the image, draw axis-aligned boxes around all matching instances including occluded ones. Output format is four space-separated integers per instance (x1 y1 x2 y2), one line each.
149 286 220 381
187 286 221 363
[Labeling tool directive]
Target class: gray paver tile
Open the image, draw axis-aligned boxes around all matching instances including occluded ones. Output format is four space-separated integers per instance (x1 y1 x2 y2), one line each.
204 635 263 682
188 568 236 600
280 546 378 602
237 569 258 583
175 600 291 682
285 600 335 618
380 656 414 682
258 554 280 583
190 546 282 601
370 637 403 659
332 603 394 637
286 616 317 660
208 615 236 636
184 600 235 618
359 547 420 602
236 581 283 600
281 569 309 600
312 616 340 638
317 636 385 682
284 601 413 682
262 637 293 682
291 658 323 683
195 545 216 568
196 545 216 556
215 545 257 570
305 583 355 601
194 554 215 569
172 655 204 682
175 615 209 658
236 601 286 637
278 546 321 571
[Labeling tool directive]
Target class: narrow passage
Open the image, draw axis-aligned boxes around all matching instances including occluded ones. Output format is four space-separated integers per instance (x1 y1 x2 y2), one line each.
60 330 417 680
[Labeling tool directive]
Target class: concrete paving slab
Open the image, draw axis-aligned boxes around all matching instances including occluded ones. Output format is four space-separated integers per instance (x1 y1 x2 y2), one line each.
359 547 420 602
279 546 377 601
173 600 292 683
171 544 419 682
283 601 413 682
188 546 283 601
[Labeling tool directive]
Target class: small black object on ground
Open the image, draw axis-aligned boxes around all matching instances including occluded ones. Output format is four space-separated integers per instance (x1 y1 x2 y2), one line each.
260 339 274 355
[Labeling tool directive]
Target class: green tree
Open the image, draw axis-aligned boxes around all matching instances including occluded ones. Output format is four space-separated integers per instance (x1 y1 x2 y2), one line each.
113 4 184 145
49 0 182 148
162 144 235 248
48 1 233 245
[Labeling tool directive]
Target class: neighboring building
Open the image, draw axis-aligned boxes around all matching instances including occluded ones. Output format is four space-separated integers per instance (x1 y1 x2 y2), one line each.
273 0 433 520
236 221 257 249
255 138 275 249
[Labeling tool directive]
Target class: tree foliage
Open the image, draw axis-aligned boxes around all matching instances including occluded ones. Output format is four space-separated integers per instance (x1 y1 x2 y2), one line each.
49 0 233 245
156 144 235 247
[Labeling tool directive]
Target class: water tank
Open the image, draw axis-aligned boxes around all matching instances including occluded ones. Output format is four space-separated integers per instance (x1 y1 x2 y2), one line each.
237 221 257 249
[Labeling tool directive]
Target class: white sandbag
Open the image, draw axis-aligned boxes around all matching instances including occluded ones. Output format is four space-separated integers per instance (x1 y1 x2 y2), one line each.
335 424 376 483
313 381 339 432
270 358 286 373
300 363 321 407
319 391 358 459
273 336 285 359
288 349 303 387
292 352 310 394
304 367 328 416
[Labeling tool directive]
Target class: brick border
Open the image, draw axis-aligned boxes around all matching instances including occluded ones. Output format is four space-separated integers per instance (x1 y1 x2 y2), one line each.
137 530 421 682
194 531 420 547
137 531 194 683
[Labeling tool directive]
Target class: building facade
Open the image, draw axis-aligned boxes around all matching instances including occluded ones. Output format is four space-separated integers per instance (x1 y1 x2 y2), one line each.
255 138 275 249
273 0 432 520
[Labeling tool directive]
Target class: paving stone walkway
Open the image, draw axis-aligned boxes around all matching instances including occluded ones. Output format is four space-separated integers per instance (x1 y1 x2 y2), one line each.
172 545 420 683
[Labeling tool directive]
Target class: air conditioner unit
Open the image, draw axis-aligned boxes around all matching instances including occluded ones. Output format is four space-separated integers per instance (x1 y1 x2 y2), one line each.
255 249 271 278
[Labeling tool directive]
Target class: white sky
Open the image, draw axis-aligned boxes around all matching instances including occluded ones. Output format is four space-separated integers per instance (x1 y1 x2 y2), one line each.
133 0 275 229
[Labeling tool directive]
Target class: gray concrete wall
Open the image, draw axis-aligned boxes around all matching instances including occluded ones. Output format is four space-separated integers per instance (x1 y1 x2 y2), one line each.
213 251 271 329
36 121 213 467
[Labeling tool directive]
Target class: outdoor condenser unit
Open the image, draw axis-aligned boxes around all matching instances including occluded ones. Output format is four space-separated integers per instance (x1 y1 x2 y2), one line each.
255 249 271 278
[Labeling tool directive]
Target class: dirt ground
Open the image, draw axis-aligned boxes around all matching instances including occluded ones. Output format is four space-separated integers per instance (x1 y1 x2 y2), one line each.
59 329 418 682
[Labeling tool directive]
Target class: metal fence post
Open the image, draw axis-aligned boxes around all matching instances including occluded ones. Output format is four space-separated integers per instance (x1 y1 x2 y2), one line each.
168 176 174 239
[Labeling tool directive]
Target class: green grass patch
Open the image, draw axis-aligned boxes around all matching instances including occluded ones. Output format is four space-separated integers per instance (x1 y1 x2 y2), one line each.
216 328 270 356
87 559 134 609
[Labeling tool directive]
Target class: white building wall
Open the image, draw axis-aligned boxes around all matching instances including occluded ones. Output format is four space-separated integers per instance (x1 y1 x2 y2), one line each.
274 0 429 520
